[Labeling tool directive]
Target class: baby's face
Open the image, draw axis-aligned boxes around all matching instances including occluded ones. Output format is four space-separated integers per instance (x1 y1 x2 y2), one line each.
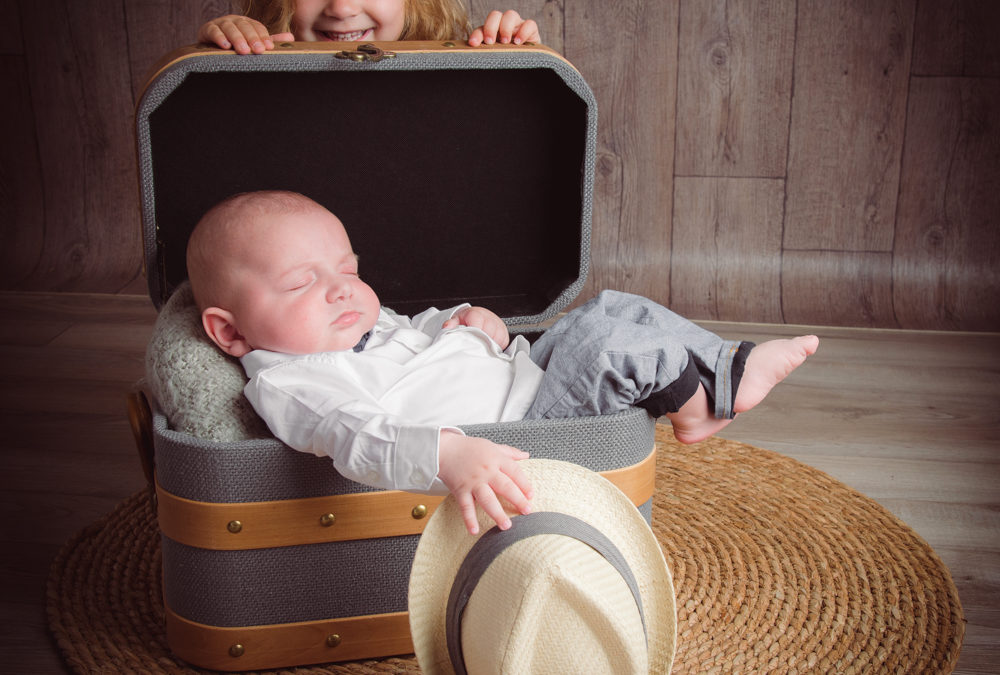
222 207 381 355
292 0 405 42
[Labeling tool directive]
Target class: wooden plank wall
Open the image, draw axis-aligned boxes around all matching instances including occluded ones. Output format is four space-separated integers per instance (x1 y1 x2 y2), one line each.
2 0 998 330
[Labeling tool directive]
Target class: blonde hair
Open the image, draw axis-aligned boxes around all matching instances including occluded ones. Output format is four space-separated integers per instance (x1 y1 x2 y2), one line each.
234 0 295 36
236 0 471 41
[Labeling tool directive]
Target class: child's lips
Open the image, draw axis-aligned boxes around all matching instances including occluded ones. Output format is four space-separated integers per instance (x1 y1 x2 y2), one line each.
318 28 373 42
334 311 361 326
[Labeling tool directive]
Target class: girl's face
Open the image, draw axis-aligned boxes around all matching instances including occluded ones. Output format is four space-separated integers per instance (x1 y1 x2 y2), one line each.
292 0 406 42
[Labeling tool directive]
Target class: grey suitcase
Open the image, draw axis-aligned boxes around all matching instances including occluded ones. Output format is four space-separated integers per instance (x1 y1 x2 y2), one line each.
129 41 657 671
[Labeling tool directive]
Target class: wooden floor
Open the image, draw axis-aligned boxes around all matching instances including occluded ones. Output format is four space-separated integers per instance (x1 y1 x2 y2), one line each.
1 291 997 673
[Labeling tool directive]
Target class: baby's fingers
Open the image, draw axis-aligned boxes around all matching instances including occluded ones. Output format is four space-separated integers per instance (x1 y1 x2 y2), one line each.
494 458 534 509
454 491 482 536
474 484 513 532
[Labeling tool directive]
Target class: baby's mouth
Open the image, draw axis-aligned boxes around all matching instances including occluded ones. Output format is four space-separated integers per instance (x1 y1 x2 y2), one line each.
318 28 373 42
334 310 361 327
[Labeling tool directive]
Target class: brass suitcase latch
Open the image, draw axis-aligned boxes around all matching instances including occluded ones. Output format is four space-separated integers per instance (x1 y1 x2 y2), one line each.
335 44 397 62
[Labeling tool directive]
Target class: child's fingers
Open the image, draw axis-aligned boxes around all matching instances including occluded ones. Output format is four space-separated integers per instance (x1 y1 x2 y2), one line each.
492 474 533 519
477 316 509 348
467 27 485 47
271 31 295 43
479 10 504 45
512 19 540 45
199 24 231 49
490 318 510 349
454 492 481 535
239 19 274 54
219 24 254 54
220 17 273 54
497 454 534 502
498 443 529 460
460 311 486 332
496 11 525 44
474 484 513 531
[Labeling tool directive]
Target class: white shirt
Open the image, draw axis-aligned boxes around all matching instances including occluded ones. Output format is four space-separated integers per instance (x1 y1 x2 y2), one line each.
241 305 544 494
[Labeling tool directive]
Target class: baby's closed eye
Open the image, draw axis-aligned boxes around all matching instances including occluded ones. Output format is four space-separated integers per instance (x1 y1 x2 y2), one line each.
285 275 316 291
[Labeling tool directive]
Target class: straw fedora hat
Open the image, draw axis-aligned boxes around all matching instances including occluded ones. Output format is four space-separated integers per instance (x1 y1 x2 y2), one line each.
408 458 676 674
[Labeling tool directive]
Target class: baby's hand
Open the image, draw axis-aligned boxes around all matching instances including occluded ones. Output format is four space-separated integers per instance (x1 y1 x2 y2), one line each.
468 10 541 46
437 432 533 535
443 306 510 349
197 15 294 55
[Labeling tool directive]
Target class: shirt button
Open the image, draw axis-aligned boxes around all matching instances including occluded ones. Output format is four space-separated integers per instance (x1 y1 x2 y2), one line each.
366 470 379 482
412 470 426 484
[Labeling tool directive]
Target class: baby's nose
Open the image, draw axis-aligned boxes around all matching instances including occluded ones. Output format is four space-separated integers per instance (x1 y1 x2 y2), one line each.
326 277 352 302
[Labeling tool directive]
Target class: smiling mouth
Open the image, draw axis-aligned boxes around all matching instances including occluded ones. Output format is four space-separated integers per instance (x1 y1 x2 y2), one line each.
318 29 373 42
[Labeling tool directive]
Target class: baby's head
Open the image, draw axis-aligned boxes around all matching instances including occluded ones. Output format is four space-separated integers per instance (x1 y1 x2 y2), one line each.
187 190 381 358
240 0 469 42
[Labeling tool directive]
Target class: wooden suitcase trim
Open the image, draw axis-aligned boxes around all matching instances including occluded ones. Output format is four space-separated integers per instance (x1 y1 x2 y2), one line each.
165 604 412 671
156 447 656 551
140 40 571 100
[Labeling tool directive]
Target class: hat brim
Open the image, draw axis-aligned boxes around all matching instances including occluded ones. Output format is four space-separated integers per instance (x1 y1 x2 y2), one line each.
408 458 676 674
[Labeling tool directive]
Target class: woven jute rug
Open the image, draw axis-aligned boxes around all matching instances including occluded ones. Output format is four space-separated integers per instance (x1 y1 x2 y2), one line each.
47 428 965 674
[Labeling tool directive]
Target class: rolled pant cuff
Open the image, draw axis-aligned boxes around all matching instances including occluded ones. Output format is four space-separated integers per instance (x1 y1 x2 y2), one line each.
714 340 754 419
638 357 701 418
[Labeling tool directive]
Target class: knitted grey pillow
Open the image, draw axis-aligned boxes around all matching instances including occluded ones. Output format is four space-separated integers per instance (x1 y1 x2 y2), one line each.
144 282 270 441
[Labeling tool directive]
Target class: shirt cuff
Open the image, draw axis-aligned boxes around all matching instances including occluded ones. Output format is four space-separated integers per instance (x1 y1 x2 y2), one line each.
394 424 463 492
410 304 472 337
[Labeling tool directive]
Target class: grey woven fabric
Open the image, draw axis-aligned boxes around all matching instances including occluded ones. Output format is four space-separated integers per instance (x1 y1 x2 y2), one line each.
144 282 270 441
162 497 653 628
161 533 418 626
154 406 655 502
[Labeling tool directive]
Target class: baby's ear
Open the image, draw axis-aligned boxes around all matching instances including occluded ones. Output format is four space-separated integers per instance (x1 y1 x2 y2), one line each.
202 307 252 358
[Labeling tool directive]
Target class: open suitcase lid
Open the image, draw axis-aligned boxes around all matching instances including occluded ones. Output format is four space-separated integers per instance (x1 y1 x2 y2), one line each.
135 42 597 325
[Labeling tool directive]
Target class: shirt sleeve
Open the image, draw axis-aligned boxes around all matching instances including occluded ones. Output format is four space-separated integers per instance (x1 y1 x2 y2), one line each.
243 356 454 494
408 303 471 337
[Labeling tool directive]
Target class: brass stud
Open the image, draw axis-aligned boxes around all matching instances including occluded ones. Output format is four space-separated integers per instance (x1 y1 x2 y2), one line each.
326 634 342 648
279 42 293 48
411 504 428 520
229 643 245 657
320 513 336 527
443 41 456 47
227 520 243 533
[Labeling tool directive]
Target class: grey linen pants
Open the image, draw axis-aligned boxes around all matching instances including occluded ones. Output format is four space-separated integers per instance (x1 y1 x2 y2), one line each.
524 290 753 421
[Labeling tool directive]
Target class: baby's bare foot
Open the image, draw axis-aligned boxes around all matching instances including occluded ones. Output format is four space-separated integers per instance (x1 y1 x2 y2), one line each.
668 335 818 444
734 335 818 414
668 385 733 444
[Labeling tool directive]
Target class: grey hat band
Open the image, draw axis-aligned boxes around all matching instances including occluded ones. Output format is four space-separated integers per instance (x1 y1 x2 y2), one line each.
444 511 647 675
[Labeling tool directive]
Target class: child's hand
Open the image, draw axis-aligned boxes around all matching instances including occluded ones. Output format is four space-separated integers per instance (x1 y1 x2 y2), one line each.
443 306 510 349
197 15 294 55
437 431 533 535
468 10 541 46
